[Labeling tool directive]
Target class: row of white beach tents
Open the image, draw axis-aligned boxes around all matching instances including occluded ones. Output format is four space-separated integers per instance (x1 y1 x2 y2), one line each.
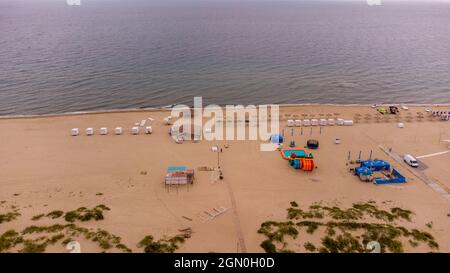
71 126 153 136
286 118 353 127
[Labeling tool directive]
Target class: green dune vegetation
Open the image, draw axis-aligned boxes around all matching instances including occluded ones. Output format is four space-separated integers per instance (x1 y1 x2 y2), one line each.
0 204 190 253
258 201 439 253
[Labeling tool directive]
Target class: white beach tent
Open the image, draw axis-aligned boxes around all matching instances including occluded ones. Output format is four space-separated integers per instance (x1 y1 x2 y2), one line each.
71 128 79 136
115 127 123 135
295 120 302 127
319 119 327 126
287 120 294 127
336 118 345 126
145 126 153 134
328 119 335 126
311 119 319 126
303 119 311 127
100 127 108 135
131 127 140 135
85 128 94 136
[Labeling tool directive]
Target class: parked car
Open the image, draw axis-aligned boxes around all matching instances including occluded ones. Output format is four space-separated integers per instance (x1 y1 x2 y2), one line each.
404 154 419 168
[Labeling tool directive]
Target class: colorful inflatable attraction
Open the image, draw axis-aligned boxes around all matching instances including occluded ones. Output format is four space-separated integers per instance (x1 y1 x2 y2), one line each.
280 148 315 172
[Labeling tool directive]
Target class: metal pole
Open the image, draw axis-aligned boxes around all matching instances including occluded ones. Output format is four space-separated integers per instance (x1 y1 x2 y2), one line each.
369 150 373 160
217 145 220 167
348 151 351 161
358 151 362 160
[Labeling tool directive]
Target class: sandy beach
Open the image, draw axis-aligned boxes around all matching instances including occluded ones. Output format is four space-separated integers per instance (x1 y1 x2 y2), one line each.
1 105 449 253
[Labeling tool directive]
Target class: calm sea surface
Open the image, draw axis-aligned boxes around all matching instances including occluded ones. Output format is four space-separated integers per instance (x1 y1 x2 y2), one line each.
1 0 450 115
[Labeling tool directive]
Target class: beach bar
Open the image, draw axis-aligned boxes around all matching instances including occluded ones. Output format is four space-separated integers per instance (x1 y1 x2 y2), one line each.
165 166 195 186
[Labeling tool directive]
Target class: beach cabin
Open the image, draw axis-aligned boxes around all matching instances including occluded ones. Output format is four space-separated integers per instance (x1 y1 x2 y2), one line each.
100 127 108 135
311 119 319 126
71 128 79 136
145 126 153 134
336 118 345 126
163 117 172 125
328 119 335 126
131 127 140 135
175 136 184 144
319 119 327 126
85 128 94 136
287 120 294 127
295 120 302 127
165 166 194 185
343 120 354 126
302 119 311 126
115 127 123 135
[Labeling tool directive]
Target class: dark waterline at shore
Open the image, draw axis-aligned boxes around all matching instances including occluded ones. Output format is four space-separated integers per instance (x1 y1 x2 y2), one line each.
1 0 450 116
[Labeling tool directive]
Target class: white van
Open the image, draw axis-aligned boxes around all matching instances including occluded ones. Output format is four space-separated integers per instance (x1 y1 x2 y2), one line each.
404 154 419 168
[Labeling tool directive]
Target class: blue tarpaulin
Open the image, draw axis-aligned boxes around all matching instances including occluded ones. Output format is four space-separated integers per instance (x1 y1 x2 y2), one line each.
374 169 407 184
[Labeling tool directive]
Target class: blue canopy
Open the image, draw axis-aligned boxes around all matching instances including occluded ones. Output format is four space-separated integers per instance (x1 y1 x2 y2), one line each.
360 160 390 171
355 167 373 176
167 166 186 172
270 134 284 144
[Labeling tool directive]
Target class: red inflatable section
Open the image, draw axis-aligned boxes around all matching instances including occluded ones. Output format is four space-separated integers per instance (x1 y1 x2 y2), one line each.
301 159 315 171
